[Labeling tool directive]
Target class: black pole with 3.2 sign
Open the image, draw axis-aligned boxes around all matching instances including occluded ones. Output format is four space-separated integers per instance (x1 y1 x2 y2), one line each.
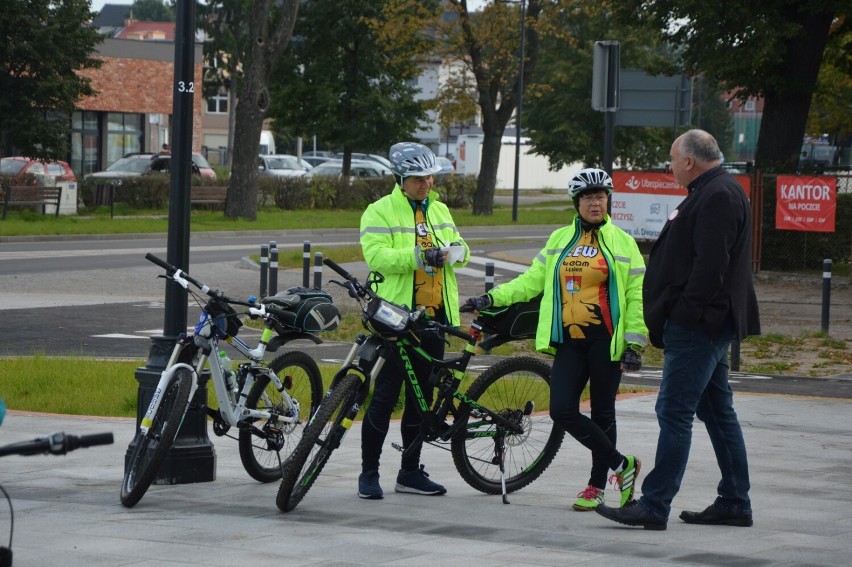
127 0 217 485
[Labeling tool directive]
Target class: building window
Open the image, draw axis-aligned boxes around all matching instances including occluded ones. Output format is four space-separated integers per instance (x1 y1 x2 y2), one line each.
70 111 99 178
744 100 756 112
106 112 144 165
207 94 228 114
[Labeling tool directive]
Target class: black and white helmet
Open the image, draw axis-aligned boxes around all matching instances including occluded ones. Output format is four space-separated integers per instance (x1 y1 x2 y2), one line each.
568 168 614 198
389 142 441 178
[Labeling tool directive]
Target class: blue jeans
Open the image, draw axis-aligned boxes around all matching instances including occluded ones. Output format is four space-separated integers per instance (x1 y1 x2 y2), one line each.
639 320 751 521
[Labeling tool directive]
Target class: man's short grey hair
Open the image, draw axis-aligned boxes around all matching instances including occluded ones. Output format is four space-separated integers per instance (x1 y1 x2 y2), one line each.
680 129 722 163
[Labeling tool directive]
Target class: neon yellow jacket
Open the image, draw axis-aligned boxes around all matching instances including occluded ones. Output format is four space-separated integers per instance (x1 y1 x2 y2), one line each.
360 185 469 326
488 215 647 359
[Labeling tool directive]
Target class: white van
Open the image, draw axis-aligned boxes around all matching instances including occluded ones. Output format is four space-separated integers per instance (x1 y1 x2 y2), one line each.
259 130 276 155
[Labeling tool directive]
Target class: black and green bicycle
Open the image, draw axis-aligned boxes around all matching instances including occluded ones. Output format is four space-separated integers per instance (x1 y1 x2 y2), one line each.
276 257 564 512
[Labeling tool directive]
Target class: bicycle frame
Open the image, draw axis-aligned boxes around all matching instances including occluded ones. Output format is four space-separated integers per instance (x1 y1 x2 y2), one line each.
330 324 526 445
139 298 302 437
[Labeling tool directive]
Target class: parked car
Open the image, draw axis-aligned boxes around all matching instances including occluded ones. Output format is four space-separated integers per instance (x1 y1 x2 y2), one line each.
333 152 393 170
0 157 77 182
303 155 336 168
303 159 392 180
258 154 310 177
87 152 216 180
435 156 455 184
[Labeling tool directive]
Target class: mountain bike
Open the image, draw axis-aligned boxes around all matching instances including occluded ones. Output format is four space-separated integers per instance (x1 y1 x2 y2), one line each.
1 431 114 567
120 253 341 508
276 258 564 512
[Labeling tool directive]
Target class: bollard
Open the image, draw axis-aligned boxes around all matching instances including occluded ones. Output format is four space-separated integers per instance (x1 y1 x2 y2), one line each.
302 241 311 288
269 245 279 296
259 244 269 299
313 252 324 289
730 340 741 372
485 261 494 292
822 258 832 335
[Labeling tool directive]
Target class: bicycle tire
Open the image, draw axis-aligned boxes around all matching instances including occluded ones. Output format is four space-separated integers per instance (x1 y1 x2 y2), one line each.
120 367 193 508
239 351 323 483
276 373 362 512
451 356 564 494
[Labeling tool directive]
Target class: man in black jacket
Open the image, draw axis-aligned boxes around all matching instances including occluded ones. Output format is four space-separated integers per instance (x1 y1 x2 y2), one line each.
596 129 760 530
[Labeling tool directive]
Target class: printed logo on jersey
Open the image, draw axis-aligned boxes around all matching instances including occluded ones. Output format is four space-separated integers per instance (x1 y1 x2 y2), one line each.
565 275 581 295
569 245 599 258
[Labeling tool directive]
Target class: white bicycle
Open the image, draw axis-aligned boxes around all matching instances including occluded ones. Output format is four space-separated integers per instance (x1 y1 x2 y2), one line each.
120 253 340 508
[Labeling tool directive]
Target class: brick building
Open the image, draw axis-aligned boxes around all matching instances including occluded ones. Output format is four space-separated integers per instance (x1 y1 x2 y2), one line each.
71 37 204 179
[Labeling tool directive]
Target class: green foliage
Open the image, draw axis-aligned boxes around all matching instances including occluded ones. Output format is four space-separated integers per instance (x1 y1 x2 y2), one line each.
524 0 676 169
268 0 437 158
606 0 847 169
131 0 175 22
0 0 102 160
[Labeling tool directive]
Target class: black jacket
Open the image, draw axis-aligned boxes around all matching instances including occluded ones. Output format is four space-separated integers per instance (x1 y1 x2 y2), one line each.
643 167 761 348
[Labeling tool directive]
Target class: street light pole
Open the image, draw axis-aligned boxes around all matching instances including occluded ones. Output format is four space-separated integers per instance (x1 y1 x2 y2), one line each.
511 0 526 223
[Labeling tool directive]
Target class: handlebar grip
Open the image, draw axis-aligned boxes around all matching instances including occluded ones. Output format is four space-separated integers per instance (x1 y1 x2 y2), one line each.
73 432 115 449
323 257 353 281
146 253 176 274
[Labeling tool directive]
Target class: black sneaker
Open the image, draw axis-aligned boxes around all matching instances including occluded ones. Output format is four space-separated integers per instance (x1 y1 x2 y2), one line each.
394 465 447 495
358 469 383 499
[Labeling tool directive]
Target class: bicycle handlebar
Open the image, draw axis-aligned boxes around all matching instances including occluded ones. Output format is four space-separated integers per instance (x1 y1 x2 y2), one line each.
0 431 114 458
146 253 254 307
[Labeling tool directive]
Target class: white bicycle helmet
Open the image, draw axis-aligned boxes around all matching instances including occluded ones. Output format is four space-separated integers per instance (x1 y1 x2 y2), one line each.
568 168 614 199
389 142 441 178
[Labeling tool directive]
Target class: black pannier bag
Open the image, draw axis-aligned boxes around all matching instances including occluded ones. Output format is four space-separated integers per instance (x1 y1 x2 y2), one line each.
473 293 542 349
264 287 341 333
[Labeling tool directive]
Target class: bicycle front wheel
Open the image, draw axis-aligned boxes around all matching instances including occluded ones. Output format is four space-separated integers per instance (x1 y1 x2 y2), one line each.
120 367 193 508
451 356 564 494
239 351 323 483
276 373 361 512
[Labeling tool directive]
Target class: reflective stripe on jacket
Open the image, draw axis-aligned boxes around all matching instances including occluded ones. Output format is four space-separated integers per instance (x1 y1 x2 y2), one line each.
359 185 469 326
488 215 647 360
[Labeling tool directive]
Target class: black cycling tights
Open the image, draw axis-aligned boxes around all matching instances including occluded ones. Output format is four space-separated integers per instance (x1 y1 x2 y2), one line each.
550 338 624 488
361 330 445 474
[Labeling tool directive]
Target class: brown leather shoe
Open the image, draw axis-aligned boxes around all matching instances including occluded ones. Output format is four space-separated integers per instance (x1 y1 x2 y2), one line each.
595 500 667 531
680 503 753 527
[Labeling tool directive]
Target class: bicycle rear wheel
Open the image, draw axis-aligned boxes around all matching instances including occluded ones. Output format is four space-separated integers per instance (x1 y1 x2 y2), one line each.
276 373 361 512
120 367 193 508
239 351 323 483
451 356 564 494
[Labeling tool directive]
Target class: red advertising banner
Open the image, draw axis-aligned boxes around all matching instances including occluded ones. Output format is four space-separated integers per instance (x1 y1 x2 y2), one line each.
775 176 836 232
611 171 751 240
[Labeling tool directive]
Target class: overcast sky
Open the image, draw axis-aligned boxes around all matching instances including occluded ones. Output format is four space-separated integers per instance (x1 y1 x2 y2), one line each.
90 1 490 15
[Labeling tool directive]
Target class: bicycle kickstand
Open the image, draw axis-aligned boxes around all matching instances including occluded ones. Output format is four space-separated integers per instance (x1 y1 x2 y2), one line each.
496 432 510 505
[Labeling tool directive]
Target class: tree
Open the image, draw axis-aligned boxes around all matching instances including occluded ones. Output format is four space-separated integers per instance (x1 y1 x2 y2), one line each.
0 0 102 160
806 16 852 150
441 0 543 215
609 0 847 170
523 1 676 170
201 0 299 221
267 0 438 175
131 0 175 22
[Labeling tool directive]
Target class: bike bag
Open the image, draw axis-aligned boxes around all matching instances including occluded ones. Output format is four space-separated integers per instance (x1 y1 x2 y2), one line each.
264 287 341 333
473 293 541 341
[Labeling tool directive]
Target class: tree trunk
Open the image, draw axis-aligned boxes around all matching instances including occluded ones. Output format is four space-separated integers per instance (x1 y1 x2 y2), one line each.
224 0 299 220
473 129 505 215
754 10 834 171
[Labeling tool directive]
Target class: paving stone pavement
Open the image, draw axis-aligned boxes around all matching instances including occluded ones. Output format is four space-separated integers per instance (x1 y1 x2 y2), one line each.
1 390 851 566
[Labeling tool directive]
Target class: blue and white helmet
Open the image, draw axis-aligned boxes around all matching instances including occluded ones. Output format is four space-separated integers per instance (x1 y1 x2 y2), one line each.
388 142 442 178
568 168 614 198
